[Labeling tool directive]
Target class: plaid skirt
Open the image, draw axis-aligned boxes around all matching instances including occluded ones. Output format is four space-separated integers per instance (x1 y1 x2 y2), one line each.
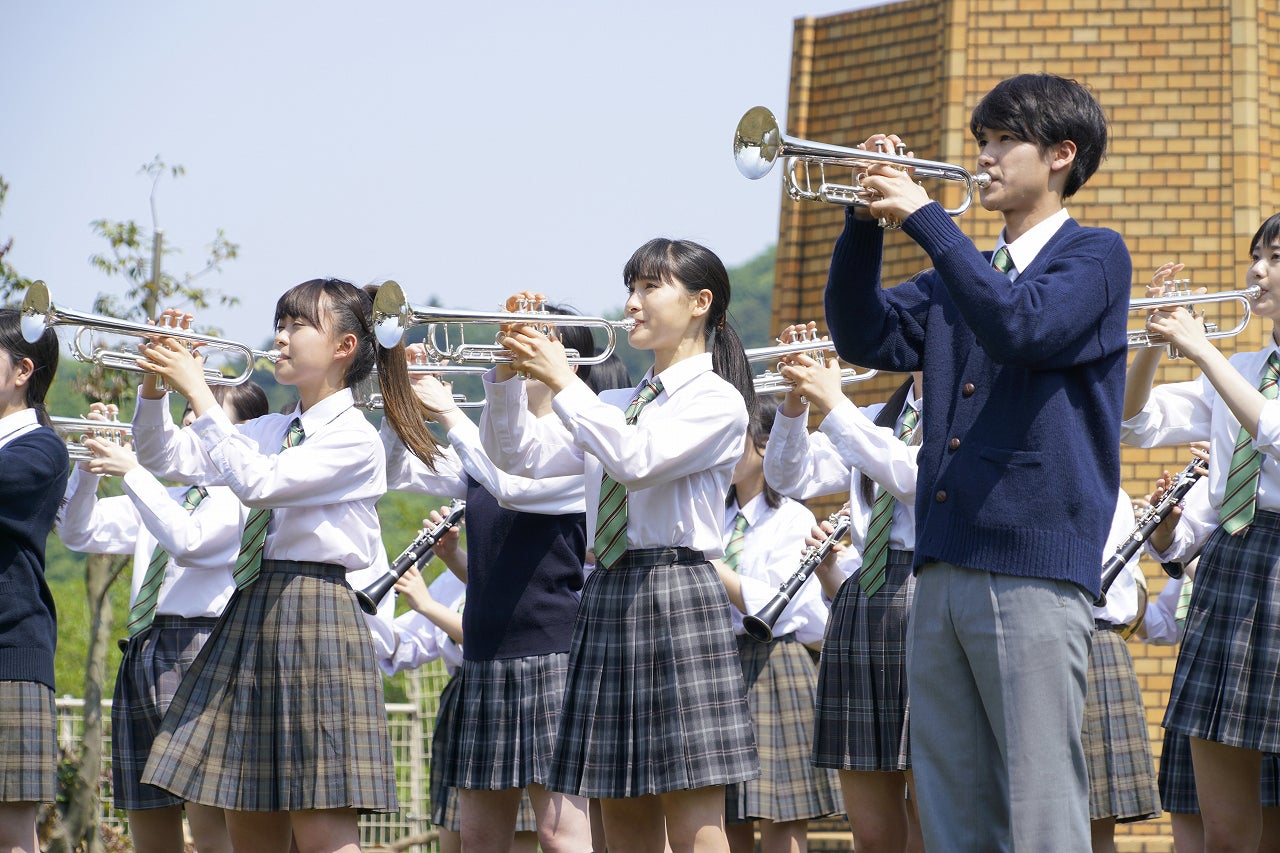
112 615 219 810
1082 627 1160 822
813 550 914 771
1165 512 1280 751
0 680 57 803
440 653 568 790
548 550 759 798
430 675 536 832
1158 728 1280 812
141 561 398 812
725 634 841 824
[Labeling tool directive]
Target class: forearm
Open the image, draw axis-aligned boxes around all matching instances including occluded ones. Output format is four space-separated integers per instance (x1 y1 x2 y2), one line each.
1123 348 1164 421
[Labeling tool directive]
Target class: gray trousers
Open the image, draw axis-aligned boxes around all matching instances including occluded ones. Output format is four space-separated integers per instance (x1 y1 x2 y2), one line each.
907 561 1093 852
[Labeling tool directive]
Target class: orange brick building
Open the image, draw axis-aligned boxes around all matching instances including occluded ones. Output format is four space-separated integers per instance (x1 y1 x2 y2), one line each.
764 1 1279 849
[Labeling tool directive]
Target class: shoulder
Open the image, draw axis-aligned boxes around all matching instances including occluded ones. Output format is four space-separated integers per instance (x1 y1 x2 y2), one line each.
1053 221 1128 255
774 495 818 528
5 426 68 466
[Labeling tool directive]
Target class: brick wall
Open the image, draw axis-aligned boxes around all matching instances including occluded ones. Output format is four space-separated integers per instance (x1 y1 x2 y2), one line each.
769 1 1280 849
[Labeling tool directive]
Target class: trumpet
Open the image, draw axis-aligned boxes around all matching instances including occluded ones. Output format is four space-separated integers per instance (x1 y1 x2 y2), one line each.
20 281 279 386
371 280 633 367
356 500 466 615
51 415 132 462
743 509 852 643
351 371 482 411
734 106 990 218
1129 283 1260 357
747 327 877 394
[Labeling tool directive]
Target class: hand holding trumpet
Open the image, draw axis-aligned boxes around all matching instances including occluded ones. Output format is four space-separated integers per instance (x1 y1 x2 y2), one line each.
775 323 847 417
136 309 215 413
851 133 931 227
496 290 577 392
80 402 140 478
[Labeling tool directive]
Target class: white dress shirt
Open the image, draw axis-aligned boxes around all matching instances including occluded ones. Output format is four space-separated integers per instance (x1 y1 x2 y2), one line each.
0 408 40 449
132 387 386 570
992 208 1070 282
378 571 466 677
480 353 747 557
1143 476 1217 566
1122 343 1280 514
725 493 826 645
763 394 922 578
1093 488 1142 628
382 416 583 513
57 466 241 619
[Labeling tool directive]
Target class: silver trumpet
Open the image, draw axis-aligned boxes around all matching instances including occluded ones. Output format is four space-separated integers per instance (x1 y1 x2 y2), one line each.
371 280 633 367
748 327 877 394
21 281 279 386
51 415 132 462
351 371 482 411
1129 282 1260 357
734 106 991 218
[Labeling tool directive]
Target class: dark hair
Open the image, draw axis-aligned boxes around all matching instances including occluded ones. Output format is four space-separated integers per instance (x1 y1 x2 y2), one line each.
273 278 442 469
727 395 782 509
0 308 59 428
1251 213 1280 256
543 304 598 387
969 73 1108 199
622 238 756 412
859 377 916 506
585 352 633 395
212 381 270 423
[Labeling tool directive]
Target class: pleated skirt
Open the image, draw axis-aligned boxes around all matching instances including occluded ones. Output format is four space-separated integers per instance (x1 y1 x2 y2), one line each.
813 550 914 771
725 634 841 823
1165 512 1280 751
112 615 219 810
141 561 398 812
429 674 538 832
548 552 759 798
1082 627 1159 822
0 680 57 803
440 653 568 790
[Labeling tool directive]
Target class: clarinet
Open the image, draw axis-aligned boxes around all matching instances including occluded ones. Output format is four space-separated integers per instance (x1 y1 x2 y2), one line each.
355 499 466 615
742 511 852 643
1095 458 1203 606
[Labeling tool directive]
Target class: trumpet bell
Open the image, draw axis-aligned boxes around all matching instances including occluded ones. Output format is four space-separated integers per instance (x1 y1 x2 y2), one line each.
734 107 784 180
21 282 52 344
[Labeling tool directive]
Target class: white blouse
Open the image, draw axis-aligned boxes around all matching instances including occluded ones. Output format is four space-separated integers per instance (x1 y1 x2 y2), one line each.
480 353 747 556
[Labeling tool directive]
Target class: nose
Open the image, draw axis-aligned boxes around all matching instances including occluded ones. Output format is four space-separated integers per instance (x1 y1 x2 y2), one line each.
624 290 641 313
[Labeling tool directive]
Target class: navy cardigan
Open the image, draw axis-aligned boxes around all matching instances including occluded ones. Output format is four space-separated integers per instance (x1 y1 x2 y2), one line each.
0 426 69 688
824 203 1130 598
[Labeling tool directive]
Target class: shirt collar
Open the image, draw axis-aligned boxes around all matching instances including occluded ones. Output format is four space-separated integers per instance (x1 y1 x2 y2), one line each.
729 491 768 527
643 351 713 399
995 207 1070 275
0 408 39 449
294 387 355 436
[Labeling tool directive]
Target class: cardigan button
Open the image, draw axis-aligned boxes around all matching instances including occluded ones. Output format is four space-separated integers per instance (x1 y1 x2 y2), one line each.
935 490 947 503
948 437 961 451
962 382 976 397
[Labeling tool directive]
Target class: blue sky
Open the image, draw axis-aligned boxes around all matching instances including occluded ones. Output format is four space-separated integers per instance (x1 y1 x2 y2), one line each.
5 1 883 349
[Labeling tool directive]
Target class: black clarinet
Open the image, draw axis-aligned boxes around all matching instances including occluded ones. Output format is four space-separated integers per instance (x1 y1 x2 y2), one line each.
356 499 466 615
742 511 852 643
1095 458 1202 606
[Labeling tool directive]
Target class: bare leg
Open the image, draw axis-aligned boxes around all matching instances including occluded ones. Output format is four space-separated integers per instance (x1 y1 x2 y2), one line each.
223 810 294 853
185 803 232 853
512 830 539 853
838 769 909 853
660 786 730 853
724 820 755 853
1170 812 1204 853
1258 806 1280 853
0 802 38 853
289 808 361 853
525 783 593 853
1190 738 1263 853
904 772 924 853
1090 817 1116 853
599 795 669 853
589 799 608 852
459 788 522 852
757 818 807 853
125 806 186 853
438 828 461 853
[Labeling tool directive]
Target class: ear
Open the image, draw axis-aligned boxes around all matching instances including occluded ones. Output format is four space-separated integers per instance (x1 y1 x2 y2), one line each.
1048 139 1077 175
333 332 359 361
12 357 34 389
690 288 714 319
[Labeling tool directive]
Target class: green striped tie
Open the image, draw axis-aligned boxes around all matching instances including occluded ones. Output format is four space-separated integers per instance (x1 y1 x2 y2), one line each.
1174 578 1193 630
232 418 304 589
126 485 208 636
1219 352 1280 535
594 379 662 570
860 405 919 597
992 245 1014 276
722 512 749 572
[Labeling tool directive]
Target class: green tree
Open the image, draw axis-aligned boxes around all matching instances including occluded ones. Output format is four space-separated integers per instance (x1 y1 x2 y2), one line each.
1 161 241 853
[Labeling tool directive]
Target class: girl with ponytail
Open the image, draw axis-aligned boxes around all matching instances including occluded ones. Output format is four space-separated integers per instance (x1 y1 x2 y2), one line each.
481 238 759 853
127 279 442 853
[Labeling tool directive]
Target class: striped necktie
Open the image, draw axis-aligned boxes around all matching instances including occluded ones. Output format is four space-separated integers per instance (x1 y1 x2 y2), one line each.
722 512 749 573
126 485 208 637
860 404 919 597
992 245 1014 276
232 417 304 589
1174 578 1193 631
594 379 663 570
1220 352 1280 535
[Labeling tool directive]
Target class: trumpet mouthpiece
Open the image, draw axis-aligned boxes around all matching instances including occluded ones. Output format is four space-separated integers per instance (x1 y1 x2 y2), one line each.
974 173 992 189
